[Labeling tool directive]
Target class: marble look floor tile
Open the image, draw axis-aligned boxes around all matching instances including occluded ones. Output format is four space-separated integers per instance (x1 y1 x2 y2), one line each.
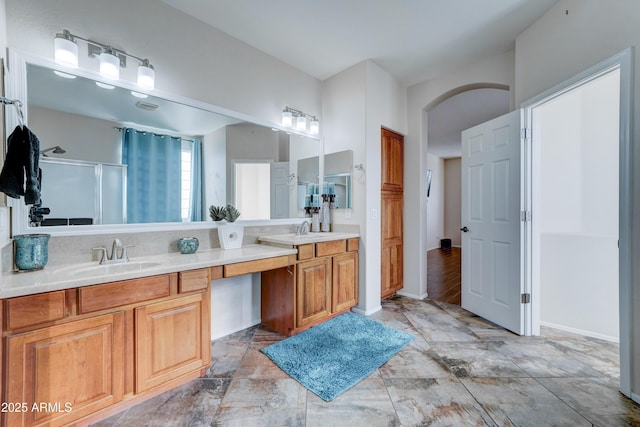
536 377 640 426
462 377 591 427
205 341 250 378
494 340 604 378
215 325 258 342
95 378 230 427
213 378 306 426
306 378 400 427
378 345 452 379
385 378 497 426
549 338 621 377
405 310 479 342
429 342 528 378
233 342 289 379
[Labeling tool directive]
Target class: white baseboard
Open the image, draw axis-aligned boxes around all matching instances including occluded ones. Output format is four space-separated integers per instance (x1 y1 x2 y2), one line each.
540 321 619 343
352 305 382 316
396 290 428 300
632 393 640 405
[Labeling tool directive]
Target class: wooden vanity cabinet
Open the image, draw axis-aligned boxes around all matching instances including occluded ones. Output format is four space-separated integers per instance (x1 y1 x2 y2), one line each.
2 268 211 427
262 238 359 336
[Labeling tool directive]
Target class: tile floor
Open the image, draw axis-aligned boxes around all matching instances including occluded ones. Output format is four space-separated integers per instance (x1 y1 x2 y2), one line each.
91 296 640 426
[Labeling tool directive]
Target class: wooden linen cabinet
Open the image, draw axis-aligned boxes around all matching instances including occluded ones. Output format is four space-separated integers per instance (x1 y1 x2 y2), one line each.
381 128 404 298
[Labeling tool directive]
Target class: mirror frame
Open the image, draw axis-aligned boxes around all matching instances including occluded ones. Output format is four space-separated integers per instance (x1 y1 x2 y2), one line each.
5 49 321 236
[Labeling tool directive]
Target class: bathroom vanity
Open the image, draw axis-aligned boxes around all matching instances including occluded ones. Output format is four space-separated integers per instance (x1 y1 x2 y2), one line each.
258 232 359 336
0 234 357 426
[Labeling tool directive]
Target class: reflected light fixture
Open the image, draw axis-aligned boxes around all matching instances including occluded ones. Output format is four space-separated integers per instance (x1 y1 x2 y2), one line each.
53 29 155 90
54 30 78 68
99 48 120 80
281 106 320 134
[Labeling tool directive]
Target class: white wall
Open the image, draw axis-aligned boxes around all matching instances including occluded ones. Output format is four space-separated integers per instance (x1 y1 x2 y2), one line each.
444 158 462 247
30 106 121 163
515 0 640 400
406 49 516 300
534 69 619 341
426 153 444 250
322 60 406 313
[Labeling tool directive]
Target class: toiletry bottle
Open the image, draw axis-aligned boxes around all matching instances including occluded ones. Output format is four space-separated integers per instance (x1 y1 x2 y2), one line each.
311 207 320 232
321 194 331 232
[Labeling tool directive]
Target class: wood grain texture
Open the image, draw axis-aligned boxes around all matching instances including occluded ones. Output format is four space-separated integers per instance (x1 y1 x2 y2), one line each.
427 247 461 305
316 239 346 257
297 244 314 260
296 258 332 328
135 293 208 393
381 191 404 298
224 255 294 278
79 275 172 314
260 267 295 336
332 251 358 313
4 312 124 427
381 128 404 192
5 291 66 330
178 268 210 293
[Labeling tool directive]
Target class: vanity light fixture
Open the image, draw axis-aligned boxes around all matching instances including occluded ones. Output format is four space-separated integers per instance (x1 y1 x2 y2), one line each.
53 29 156 90
54 30 79 68
95 81 115 90
281 106 320 135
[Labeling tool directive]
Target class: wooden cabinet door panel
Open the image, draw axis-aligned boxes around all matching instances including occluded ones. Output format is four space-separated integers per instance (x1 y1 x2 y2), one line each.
135 293 209 393
332 252 358 313
381 128 404 192
381 244 403 298
296 258 331 327
4 312 124 427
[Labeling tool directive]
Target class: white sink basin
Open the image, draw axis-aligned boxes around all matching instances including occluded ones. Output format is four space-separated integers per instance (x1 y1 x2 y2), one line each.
53 260 166 278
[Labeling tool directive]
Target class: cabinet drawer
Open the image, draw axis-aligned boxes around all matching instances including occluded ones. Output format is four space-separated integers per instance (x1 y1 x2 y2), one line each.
79 274 173 313
316 239 347 257
347 238 359 252
5 291 67 330
297 244 314 260
224 255 294 278
179 269 210 293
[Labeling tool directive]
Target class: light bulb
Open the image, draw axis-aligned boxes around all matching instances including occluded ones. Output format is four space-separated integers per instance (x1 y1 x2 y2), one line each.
309 118 320 135
296 115 307 131
137 60 155 89
54 31 78 68
282 110 293 127
99 49 120 80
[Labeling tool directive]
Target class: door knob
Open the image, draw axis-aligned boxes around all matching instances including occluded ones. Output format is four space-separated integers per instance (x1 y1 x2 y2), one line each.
460 226 470 232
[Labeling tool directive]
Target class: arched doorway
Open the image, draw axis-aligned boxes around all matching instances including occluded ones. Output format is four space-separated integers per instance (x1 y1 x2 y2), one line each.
424 84 510 305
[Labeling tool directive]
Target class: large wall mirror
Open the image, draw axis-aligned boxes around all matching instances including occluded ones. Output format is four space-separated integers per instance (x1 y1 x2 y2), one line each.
6 52 320 234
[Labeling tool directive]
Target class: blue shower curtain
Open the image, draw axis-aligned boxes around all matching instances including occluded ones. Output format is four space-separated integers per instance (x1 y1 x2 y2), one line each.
122 128 182 223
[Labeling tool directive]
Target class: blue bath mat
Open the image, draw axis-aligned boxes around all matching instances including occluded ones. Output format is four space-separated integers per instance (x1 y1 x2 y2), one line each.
261 312 414 401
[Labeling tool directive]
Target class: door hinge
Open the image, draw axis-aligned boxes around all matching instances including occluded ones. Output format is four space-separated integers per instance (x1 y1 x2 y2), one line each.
520 211 531 222
521 128 531 140
521 293 531 304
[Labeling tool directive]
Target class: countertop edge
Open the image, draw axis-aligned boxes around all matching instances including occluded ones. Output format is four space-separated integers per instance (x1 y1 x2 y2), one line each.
0 244 296 299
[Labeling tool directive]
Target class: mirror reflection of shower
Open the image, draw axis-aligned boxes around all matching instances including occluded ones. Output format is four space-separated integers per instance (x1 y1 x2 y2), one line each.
40 146 66 157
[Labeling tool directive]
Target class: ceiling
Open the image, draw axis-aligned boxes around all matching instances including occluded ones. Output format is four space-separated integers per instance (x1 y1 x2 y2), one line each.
428 88 510 158
161 0 558 86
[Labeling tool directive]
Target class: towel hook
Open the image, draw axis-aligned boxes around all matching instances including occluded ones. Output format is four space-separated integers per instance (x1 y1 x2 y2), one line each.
14 100 25 128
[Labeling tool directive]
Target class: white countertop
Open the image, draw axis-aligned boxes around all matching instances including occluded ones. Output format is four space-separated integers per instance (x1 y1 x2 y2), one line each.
0 244 296 299
257 231 360 247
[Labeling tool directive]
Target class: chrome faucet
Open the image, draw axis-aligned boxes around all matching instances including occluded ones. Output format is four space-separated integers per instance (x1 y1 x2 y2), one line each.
92 239 134 264
296 220 310 236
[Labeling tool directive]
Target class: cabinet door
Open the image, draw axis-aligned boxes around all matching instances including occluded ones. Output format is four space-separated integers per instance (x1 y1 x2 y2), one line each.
135 292 210 393
381 191 404 297
381 128 404 192
296 258 331 328
381 243 404 298
332 251 358 313
4 312 124 427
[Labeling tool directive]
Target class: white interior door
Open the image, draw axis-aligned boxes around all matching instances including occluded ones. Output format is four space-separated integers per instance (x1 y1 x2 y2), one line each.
461 110 525 335
270 161 289 219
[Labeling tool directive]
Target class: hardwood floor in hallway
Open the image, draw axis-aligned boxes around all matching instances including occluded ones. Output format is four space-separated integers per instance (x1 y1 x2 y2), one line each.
427 247 461 305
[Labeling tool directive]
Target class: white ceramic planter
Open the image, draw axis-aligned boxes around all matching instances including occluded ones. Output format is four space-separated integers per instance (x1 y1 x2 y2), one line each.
218 223 244 249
